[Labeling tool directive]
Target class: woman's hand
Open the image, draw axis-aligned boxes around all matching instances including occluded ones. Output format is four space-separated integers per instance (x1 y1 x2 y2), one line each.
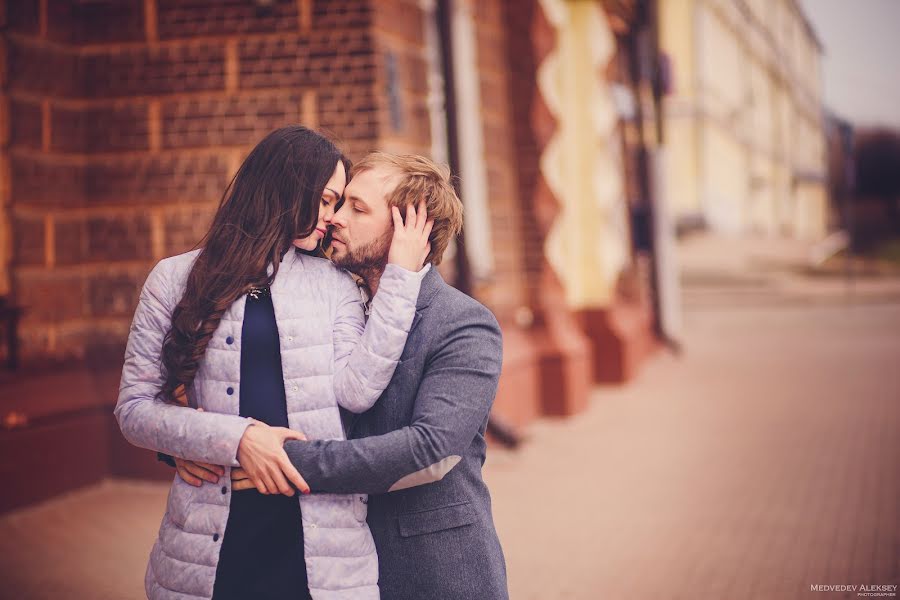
236 420 310 496
387 200 434 272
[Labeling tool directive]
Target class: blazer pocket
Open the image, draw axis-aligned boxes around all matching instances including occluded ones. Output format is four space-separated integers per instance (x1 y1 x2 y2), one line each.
397 500 477 538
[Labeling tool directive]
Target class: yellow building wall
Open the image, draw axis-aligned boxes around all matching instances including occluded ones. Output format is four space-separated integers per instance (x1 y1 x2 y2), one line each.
659 0 829 240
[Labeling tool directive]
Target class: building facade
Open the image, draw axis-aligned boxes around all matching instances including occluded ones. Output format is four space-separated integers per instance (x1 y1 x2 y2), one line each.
0 0 659 511
659 0 829 239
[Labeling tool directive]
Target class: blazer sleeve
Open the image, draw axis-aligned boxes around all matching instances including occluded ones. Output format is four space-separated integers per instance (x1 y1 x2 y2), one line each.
113 258 254 467
285 305 503 493
331 264 425 414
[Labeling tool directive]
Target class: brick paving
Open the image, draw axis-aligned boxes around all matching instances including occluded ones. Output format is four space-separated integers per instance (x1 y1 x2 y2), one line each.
489 301 899 599
1 237 898 600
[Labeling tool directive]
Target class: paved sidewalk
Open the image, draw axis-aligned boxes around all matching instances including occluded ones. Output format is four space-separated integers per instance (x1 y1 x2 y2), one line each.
489 302 899 599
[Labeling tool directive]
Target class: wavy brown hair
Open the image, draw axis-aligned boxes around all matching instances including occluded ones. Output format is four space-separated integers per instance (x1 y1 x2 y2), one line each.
157 125 347 405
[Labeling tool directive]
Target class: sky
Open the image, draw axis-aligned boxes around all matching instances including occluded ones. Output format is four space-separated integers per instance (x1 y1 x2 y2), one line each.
798 0 900 130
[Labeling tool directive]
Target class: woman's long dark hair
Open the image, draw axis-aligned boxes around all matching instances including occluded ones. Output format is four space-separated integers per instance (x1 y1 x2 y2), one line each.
157 125 346 405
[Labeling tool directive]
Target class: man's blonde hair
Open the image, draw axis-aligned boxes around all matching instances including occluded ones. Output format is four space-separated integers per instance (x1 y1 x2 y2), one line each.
351 151 463 265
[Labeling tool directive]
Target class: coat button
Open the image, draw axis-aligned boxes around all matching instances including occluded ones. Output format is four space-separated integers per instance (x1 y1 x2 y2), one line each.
287 336 293 342
292 386 298 392
213 533 220 542
221 486 227 495
226 336 233 344
226 387 234 395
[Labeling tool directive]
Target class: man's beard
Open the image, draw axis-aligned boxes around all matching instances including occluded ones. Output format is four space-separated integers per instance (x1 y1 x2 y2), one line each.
331 229 391 276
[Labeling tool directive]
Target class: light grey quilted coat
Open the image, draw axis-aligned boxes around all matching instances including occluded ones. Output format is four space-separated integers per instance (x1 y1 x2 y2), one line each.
114 247 423 600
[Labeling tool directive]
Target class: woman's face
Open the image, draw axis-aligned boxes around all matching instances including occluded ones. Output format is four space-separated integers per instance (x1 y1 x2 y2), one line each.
293 160 347 251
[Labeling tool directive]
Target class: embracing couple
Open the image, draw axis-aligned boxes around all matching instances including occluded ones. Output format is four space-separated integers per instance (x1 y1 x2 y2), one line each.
114 125 508 600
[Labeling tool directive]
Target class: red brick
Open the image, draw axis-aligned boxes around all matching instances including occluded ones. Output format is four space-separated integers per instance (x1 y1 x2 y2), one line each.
82 43 226 97
6 39 83 97
163 204 216 256
51 103 150 153
161 93 304 149
157 0 299 40
10 156 85 207
11 215 45 266
87 270 146 318
372 0 424 47
13 270 86 323
84 154 230 205
85 214 153 263
5 0 40 35
45 0 139 44
237 29 374 90
9 99 43 150
54 219 86 266
318 84 379 148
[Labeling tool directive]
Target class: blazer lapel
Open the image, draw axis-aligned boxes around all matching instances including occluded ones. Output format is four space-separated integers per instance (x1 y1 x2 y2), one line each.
409 266 443 334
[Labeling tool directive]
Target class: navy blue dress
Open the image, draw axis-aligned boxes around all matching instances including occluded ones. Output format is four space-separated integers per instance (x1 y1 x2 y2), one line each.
212 286 312 600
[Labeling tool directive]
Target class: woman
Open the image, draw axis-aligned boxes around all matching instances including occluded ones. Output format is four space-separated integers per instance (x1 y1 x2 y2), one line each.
114 125 432 600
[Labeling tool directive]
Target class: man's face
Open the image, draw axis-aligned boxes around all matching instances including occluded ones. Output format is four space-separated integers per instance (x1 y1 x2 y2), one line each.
327 167 398 273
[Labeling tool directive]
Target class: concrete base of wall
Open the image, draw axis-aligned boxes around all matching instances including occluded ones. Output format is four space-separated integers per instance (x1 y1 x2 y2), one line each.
530 312 593 417
578 301 659 384
492 321 543 429
0 365 173 514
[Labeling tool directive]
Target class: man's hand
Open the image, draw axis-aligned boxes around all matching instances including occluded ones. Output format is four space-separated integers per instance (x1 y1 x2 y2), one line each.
230 467 255 491
387 200 434 272
175 457 225 487
236 420 310 496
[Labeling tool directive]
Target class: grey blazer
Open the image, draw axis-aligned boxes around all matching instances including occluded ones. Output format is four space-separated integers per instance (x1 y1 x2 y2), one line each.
284 266 509 600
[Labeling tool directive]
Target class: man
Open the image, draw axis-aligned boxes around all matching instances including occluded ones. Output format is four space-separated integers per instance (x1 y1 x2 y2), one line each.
176 152 508 599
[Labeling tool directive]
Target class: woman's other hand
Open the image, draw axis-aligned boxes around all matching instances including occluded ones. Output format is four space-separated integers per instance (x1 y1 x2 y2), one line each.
236 421 310 496
387 200 434 272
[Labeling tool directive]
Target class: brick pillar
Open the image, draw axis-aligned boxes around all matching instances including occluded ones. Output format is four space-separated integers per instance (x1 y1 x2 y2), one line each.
502 0 592 416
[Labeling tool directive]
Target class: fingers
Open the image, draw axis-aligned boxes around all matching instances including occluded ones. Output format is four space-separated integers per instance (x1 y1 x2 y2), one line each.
274 427 307 442
176 464 203 487
231 467 248 481
256 474 274 495
196 461 226 477
279 456 311 494
405 202 416 230
421 218 434 242
268 467 295 497
415 200 428 233
232 478 255 491
184 461 220 484
391 206 403 231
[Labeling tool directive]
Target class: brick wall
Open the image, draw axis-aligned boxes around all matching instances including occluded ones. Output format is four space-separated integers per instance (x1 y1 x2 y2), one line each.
4 0 381 364
468 0 527 318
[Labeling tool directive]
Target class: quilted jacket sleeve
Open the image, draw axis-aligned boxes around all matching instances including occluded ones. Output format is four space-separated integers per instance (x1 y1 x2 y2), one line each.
285 302 503 494
114 258 254 467
331 263 425 413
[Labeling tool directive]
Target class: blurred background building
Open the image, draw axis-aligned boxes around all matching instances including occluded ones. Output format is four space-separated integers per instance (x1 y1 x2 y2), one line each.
0 0 836 513
0 0 663 513
660 0 829 239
